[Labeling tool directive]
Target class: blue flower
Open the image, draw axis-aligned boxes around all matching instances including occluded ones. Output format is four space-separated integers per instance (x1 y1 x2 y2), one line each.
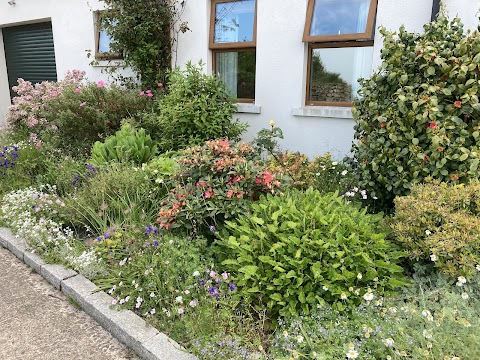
103 233 110 239
96 236 102 242
199 279 206 286
209 225 216 232
208 286 219 298
153 241 159 247
228 283 236 291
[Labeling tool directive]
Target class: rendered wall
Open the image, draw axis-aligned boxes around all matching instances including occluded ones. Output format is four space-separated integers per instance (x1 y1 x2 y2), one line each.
176 0 478 158
0 0 479 157
0 0 131 124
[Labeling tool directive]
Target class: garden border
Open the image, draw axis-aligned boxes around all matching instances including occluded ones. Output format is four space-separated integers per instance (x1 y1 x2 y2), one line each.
0 227 197 360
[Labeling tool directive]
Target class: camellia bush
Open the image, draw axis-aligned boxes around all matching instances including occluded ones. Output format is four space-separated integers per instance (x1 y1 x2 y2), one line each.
351 16 480 210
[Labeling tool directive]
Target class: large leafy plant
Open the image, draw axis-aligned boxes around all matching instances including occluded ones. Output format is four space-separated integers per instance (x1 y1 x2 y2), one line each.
91 123 157 165
351 16 480 210
217 188 408 318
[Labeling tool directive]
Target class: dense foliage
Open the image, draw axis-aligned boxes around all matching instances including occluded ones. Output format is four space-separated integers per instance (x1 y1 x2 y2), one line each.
141 62 247 152
351 16 480 210
101 0 186 88
91 123 157 165
392 180 480 279
156 139 285 235
217 188 407 317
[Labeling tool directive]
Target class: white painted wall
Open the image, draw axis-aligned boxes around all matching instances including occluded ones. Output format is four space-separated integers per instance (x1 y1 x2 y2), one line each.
0 0 131 124
0 0 479 158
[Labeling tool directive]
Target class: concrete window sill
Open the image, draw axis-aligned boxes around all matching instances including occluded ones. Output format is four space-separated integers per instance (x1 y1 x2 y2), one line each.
235 103 261 114
291 106 354 119
91 60 125 68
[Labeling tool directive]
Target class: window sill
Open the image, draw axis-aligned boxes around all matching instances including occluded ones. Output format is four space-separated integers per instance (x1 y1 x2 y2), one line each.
235 103 261 114
291 106 353 119
91 60 125 68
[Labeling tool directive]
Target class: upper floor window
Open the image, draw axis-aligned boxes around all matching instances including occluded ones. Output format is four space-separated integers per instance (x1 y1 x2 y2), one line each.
210 0 256 102
94 11 123 60
303 0 377 106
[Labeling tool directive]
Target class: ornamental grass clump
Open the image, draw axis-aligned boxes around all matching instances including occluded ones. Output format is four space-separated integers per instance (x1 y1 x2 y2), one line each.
392 180 480 279
217 188 408 318
351 16 480 211
156 139 286 235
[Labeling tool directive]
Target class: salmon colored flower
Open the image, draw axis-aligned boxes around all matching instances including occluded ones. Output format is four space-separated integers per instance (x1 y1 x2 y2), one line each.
454 101 462 108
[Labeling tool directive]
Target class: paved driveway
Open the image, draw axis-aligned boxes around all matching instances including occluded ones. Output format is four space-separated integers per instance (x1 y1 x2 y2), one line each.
0 246 139 360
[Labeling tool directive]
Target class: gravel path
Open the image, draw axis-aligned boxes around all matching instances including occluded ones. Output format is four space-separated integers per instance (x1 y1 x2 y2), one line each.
0 246 140 360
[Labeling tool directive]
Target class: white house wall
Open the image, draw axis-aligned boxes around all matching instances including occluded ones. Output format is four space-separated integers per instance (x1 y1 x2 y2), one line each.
0 0 479 158
0 0 132 125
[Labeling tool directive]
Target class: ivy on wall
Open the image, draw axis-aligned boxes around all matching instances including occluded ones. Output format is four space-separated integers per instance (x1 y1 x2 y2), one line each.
100 0 189 88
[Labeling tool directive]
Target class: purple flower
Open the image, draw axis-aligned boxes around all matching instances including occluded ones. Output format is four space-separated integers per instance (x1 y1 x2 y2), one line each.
199 279 206 286
208 286 219 298
103 233 110 239
97 236 102 242
153 241 159 247
228 283 236 291
209 225 216 232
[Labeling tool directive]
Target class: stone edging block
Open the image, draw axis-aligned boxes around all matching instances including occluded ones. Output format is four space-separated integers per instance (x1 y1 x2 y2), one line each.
0 228 198 360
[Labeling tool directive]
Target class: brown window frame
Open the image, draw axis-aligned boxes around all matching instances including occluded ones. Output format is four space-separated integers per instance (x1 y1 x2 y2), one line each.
94 10 123 61
303 0 377 107
209 0 257 103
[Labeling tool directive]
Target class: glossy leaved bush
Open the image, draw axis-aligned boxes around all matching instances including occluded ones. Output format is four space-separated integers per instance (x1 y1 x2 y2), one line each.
217 188 408 318
351 16 480 211
392 180 480 279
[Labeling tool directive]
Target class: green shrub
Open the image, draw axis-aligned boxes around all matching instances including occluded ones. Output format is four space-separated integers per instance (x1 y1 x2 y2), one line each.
217 188 408 317
392 180 480 279
91 123 157 165
140 61 248 152
44 81 152 156
351 16 480 211
156 139 286 236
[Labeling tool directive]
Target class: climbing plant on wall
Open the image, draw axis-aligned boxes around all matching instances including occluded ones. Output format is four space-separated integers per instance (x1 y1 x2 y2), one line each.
100 0 189 89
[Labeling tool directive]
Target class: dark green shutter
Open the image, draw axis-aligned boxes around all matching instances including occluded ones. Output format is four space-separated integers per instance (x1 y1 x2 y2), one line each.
2 22 57 99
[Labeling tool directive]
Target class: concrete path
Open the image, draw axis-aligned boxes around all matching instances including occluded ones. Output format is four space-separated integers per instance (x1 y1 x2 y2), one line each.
0 246 139 360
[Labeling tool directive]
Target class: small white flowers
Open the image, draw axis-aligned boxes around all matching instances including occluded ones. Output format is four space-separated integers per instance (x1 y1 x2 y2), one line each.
175 296 183 303
423 330 432 339
189 300 198 308
178 308 184 314
422 309 434 321
193 271 200 277
476 264 480 272
363 292 374 301
150 308 156 315
456 276 467 287
323 285 329 291
425 230 431 236
357 273 362 280
430 254 437 262
341 170 348 176
461 292 469 300
341 292 348 300
296 335 304 343
346 349 359 359
383 338 394 347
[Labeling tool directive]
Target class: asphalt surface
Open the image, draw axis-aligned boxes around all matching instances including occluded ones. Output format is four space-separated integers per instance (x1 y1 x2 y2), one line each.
0 246 139 360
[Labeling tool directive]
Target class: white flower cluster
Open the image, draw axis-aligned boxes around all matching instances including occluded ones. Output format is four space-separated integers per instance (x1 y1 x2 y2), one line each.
1 187 105 278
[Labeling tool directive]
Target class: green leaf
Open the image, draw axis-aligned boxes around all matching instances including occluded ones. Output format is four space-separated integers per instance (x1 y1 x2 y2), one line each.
427 66 436 76
251 216 264 225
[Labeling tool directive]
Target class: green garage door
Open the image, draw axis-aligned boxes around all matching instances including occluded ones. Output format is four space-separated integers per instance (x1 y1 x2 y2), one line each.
2 22 57 99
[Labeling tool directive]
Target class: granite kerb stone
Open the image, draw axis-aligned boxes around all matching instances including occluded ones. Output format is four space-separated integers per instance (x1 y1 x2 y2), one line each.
40 264 77 290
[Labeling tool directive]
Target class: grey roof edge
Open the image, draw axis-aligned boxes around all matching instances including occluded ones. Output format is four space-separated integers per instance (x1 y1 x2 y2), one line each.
0 227 197 360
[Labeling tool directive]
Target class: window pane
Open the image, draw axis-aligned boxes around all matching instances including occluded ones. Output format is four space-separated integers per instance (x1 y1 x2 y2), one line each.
310 0 372 37
214 0 255 43
309 46 373 103
215 51 256 99
98 30 113 53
